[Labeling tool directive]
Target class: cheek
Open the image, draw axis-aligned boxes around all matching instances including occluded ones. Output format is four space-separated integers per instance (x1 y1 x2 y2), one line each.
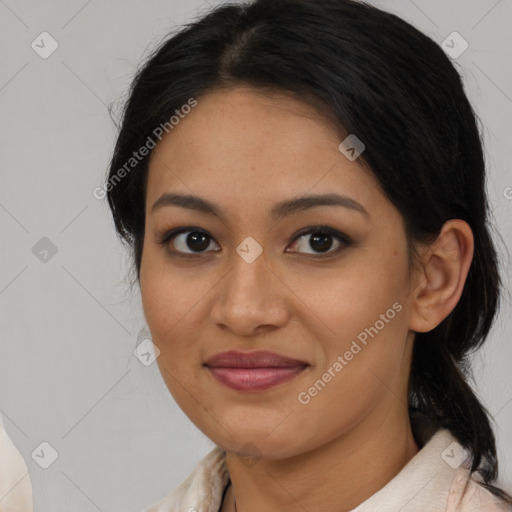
141 278 194 350
139 255 211 376
139 252 185 356
139 268 207 410
140 244 188 332
293 304 409 445
305 250 410 386
306 258 405 340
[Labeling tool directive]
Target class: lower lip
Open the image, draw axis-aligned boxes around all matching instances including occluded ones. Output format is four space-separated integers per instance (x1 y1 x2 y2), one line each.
206 366 307 391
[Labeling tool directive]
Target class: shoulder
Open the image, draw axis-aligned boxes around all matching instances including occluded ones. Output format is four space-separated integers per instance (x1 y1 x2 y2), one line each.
446 467 512 512
0 415 33 511
142 445 229 512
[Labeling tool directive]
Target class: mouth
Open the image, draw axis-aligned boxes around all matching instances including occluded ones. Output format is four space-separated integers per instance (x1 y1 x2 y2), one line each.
204 350 309 392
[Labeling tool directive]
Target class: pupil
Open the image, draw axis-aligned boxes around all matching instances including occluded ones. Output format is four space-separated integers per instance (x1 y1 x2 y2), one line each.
184 232 333 253
188 232 209 251
311 233 332 252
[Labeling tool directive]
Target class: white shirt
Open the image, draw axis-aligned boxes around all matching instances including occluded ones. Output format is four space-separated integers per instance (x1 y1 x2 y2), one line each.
142 414 511 512
0 413 33 512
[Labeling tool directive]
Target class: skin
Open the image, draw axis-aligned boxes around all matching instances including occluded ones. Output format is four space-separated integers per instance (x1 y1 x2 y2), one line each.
139 87 474 512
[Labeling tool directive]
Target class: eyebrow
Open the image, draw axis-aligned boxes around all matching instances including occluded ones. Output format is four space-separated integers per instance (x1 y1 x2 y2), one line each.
151 192 369 220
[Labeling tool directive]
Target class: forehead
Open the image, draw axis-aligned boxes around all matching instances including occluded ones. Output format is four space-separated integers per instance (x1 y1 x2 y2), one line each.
145 87 380 219
150 87 341 159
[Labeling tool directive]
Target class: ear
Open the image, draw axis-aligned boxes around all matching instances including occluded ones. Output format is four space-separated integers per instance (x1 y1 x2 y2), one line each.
409 219 474 333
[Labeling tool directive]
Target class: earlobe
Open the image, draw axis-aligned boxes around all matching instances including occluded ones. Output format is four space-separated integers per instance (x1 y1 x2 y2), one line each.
409 219 474 333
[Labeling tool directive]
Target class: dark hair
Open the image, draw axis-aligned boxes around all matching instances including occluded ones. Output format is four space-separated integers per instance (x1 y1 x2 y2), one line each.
105 0 512 505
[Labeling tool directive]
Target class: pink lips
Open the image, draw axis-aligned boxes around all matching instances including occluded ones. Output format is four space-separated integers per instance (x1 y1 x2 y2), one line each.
204 350 309 392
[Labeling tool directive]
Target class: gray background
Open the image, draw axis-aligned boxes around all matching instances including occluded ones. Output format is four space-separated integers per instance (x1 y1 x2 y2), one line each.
0 0 511 510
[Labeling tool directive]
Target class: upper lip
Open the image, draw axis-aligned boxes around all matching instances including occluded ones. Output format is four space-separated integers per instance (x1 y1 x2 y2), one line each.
204 350 309 368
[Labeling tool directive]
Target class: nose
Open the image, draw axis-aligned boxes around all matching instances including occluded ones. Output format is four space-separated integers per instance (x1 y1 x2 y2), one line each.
210 244 291 337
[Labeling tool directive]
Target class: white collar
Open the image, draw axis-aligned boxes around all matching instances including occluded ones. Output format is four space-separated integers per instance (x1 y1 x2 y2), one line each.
144 419 478 512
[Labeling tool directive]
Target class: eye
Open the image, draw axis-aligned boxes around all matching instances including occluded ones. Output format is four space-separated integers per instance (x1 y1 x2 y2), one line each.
157 225 352 258
158 227 219 255
286 225 351 257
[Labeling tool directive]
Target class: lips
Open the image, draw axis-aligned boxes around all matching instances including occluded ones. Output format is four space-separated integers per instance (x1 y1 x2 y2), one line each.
204 350 309 392
204 350 309 368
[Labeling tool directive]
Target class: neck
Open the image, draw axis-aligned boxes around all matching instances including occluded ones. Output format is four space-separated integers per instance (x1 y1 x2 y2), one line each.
222 408 420 512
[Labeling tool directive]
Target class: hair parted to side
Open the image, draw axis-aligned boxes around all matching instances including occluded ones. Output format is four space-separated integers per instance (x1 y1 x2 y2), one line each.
105 0 512 505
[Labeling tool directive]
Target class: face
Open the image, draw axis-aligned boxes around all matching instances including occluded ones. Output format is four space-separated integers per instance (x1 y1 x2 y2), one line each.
139 87 417 459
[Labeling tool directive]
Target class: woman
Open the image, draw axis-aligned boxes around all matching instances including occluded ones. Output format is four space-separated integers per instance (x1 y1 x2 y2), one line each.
0 412 33 511
105 0 512 510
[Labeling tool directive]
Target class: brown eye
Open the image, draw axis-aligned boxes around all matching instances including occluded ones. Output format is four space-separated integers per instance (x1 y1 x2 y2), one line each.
287 227 350 257
159 228 219 255
158 225 351 258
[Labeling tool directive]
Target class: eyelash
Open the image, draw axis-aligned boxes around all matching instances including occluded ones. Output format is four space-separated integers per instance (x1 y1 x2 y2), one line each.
157 225 352 259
